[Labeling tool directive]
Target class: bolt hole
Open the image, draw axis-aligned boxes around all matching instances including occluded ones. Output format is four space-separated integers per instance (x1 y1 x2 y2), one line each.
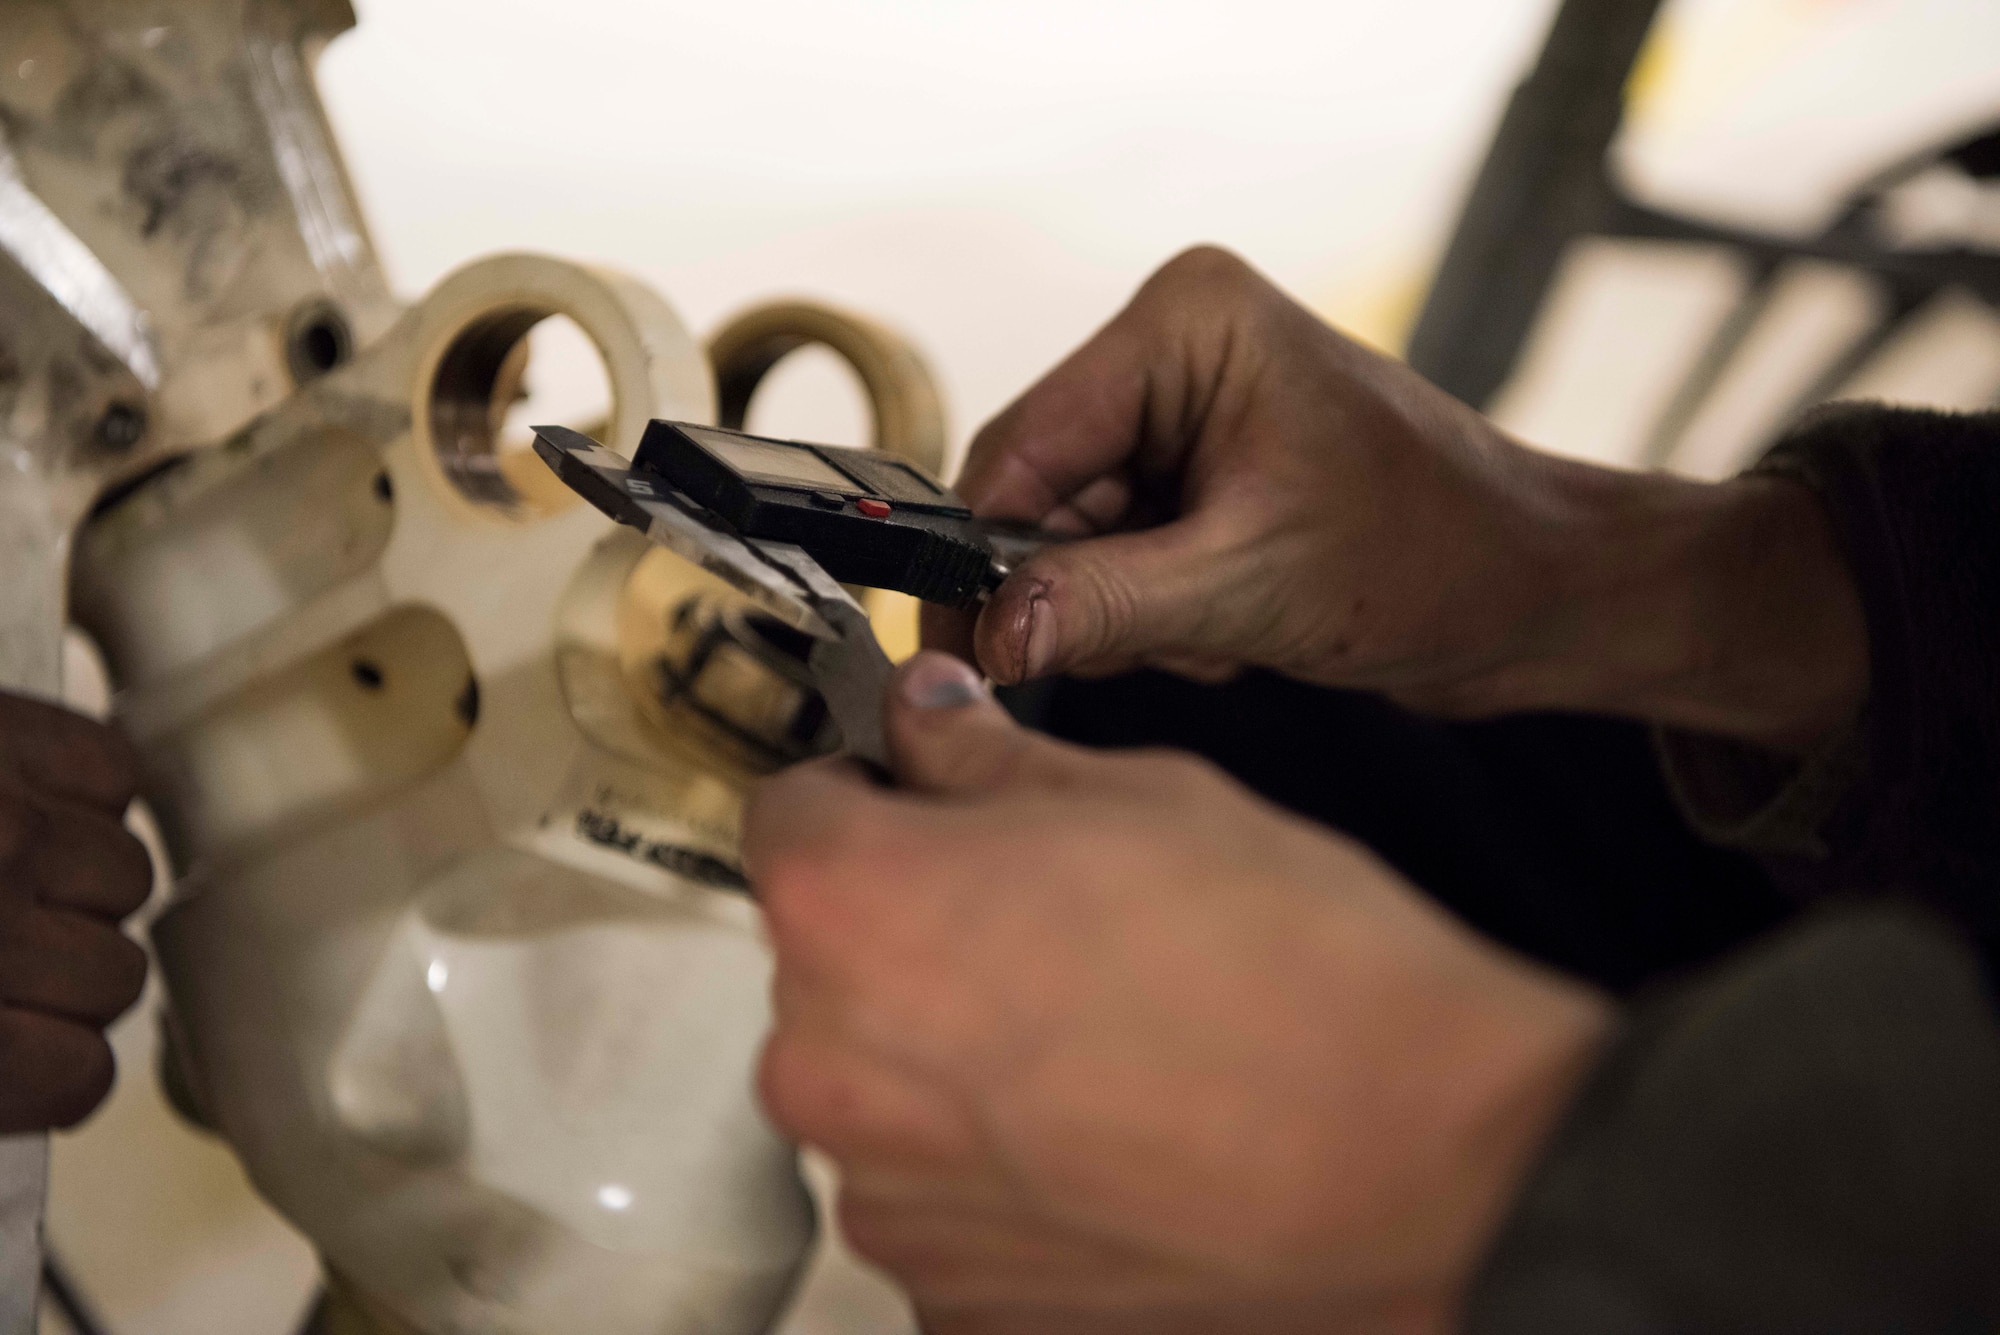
301 321 341 372
286 301 353 385
372 471 393 503
350 659 385 691
93 401 147 453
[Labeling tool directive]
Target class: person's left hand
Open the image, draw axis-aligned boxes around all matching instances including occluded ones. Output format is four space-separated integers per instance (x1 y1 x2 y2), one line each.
0 692 152 1133
745 653 1613 1334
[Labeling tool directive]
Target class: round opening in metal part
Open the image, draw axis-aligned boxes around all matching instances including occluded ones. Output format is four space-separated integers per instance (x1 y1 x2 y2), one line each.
93 401 147 453
285 300 354 384
426 308 609 516
741 343 873 449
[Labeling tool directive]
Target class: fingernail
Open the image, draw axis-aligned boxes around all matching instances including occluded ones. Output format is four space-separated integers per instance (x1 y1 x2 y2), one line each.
1020 587 1053 681
899 653 986 710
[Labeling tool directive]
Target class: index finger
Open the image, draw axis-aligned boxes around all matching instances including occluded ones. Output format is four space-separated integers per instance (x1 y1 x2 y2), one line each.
954 245 1255 525
0 694 139 815
957 320 1152 522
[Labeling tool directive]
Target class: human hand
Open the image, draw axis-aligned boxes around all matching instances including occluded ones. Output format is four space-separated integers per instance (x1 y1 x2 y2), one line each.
747 653 1612 1333
0 693 150 1132
930 246 1867 750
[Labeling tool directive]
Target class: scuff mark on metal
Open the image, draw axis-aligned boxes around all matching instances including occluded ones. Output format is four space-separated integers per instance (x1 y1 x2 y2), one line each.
0 132 157 386
244 1 376 303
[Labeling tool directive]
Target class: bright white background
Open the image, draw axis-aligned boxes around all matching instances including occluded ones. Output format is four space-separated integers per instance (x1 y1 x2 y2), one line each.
306 0 2000 469
45 1 2000 1331
314 0 1558 454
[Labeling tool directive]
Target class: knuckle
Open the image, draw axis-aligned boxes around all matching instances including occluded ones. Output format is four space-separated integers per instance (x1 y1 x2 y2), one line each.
919 723 1033 796
758 856 919 1004
754 1034 812 1135
1162 747 1226 787
739 774 796 859
105 828 156 917
82 725 142 806
34 811 153 918
835 1194 914 1272
49 1035 114 1128
1123 746 1226 797
837 1205 998 1306
750 852 822 943
755 1033 849 1144
756 843 907 985
0 1012 115 1131
1052 556 1139 660
742 762 865 868
1153 244 1251 295
764 790 895 877
753 844 868 953
26 708 140 809
104 934 148 1015
995 733 1097 800
745 791 839 891
32 916 147 1023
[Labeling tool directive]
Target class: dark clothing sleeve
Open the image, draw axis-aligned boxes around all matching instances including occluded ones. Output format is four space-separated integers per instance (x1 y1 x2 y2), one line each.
1660 403 2000 948
1471 404 2000 1333
1469 907 2000 1334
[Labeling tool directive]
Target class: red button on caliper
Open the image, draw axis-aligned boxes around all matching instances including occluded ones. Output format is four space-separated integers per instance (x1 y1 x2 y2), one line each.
856 498 892 518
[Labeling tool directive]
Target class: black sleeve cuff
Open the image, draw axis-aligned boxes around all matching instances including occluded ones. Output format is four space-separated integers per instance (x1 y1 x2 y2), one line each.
1646 403 2000 952
1653 718 1865 860
1756 405 2000 928
1466 906 2000 1335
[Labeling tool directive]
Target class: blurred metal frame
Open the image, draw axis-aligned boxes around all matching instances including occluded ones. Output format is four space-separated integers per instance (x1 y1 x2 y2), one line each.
1407 0 2000 461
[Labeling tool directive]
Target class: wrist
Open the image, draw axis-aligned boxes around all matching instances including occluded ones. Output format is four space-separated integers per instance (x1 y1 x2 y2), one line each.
1476 460 1868 752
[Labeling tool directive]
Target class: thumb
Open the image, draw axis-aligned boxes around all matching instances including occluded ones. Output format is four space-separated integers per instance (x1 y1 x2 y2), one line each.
973 510 1252 685
884 652 1079 796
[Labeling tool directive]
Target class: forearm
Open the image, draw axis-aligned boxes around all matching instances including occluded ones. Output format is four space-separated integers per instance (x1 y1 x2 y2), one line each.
1465 458 1868 754
1475 402 2000 933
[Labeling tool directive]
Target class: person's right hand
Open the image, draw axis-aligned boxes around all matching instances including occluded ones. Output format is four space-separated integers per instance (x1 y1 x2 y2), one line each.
930 246 1868 750
749 653 1612 1334
0 693 150 1132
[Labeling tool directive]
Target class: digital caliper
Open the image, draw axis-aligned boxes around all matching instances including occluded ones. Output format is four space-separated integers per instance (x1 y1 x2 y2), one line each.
532 420 1052 768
